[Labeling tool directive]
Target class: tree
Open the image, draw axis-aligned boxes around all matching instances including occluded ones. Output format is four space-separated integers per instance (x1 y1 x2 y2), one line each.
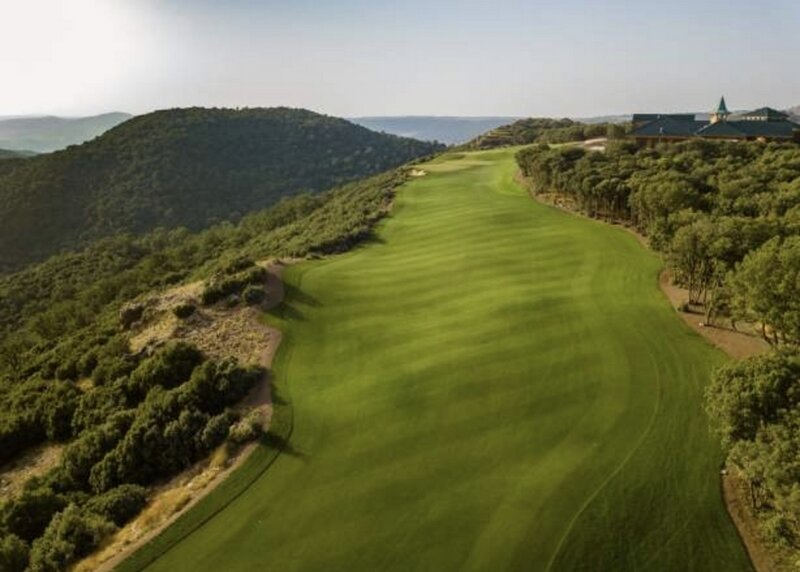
27 505 115 572
729 236 800 345
705 353 800 448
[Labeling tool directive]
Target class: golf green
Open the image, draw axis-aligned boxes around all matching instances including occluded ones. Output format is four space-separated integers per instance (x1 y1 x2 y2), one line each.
140 149 751 571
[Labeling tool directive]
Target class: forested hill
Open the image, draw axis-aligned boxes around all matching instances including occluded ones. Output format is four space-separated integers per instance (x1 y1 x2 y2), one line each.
0 107 443 272
464 117 620 149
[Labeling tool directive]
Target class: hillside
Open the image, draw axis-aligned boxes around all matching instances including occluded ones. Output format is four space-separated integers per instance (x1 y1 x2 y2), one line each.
0 113 131 153
0 167 410 572
0 149 36 160
350 116 519 144
464 117 617 149
0 107 442 272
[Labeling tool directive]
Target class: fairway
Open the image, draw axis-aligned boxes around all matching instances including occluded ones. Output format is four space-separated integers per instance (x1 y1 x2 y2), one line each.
140 149 751 571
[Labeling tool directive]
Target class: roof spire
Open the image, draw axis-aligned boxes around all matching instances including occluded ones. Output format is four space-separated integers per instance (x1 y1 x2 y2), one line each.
715 96 729 115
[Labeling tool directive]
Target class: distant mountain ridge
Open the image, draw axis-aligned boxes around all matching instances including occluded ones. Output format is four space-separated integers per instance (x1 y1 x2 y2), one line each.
351 116 520 145
0 148 36 160
0 112 132 152
0 107 443 272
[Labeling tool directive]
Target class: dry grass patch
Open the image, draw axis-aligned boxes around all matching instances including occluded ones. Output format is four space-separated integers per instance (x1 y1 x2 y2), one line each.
0 442 64 500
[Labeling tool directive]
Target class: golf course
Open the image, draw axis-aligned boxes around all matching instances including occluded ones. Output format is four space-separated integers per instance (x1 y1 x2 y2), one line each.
135 149 752 571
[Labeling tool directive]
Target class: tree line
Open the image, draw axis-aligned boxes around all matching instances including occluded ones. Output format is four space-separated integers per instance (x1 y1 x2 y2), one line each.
517 139 800 549
465 118 626 150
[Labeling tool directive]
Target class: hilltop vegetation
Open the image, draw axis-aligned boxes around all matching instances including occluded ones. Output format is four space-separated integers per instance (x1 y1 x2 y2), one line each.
0 168 409 572
0 107 442 272
465 117 624 149
0 149 36 160
517 139 800 550
0 113 131 153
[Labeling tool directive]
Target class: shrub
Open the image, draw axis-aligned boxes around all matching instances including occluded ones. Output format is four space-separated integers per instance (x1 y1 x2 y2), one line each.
222 257 254 275
173 303 196 319
27 504 115 572
125 341 203 399
228 409 264 445
760 513 795 547
200 278 239 306
243 266 267 284
0 534 29 572
1 486 67 542
118 304 145 330
199 411 236 450
84 484 148 527
242 285 266 306
200 267 266 306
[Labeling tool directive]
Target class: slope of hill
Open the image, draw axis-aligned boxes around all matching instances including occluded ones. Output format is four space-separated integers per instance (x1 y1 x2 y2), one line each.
350 116 519 145
0 107 442 272
0 113 132 152
465 117 616 149
0 166 411 572
0 149 36 160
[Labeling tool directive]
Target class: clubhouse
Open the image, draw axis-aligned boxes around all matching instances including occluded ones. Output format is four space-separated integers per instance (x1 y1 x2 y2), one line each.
631 97 800 145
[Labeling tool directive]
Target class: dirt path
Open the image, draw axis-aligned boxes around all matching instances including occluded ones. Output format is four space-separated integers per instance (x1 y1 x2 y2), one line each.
84 261 288 572
522 178 780 572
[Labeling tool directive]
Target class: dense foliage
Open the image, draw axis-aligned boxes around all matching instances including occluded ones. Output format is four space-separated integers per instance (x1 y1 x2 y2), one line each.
0 107 442 272
517 138 800 548
0 167 411 571
706 354 800 547
465 118 624 149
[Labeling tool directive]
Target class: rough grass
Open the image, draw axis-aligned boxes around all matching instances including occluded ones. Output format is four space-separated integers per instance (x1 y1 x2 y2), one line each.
132 149 751 571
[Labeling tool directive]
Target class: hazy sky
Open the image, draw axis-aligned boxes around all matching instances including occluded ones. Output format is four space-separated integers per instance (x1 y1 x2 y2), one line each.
2 0 799 118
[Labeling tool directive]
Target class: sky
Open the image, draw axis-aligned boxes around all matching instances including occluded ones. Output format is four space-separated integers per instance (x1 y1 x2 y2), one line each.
1 0 799 118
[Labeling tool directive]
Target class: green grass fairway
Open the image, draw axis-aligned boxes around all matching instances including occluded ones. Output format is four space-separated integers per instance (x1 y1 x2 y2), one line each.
140 149 751 571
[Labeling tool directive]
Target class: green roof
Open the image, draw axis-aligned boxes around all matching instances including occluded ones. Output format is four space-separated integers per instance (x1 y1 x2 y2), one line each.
738 107 788 121
715 96 729 114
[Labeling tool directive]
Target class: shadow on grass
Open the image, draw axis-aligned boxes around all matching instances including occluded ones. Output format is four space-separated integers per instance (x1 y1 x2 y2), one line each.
262 431 307 460
283 282 321 307
270 384 289 406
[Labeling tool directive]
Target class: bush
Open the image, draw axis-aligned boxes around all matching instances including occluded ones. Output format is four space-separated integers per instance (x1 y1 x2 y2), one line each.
1 486 67 542
760 513 795 547
125 341 203 399
118 304 145 330
228 409 264 445
28 504 115 572
243 285 266 305
0 534 30 572
200 267 267 306
222 257 254 275
199 411 236 450
243 266 267 284
84 484 148 527
173 303 196 319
